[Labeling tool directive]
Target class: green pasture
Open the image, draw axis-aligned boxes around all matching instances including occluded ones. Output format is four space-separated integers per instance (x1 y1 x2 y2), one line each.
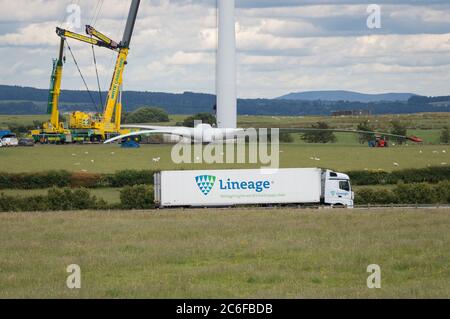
1 143 448 174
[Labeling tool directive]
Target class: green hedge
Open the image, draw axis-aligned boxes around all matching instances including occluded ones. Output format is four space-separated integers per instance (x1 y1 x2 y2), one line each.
107 170 154 188
0 194 48 212
0 186 155 212
348 166 450 186
355 188 398 205
0 170 155 190
0 188 108 212
355 181 450 205
120 185 154 210
1 167 448 190
0 171 72 189
1 182 448 212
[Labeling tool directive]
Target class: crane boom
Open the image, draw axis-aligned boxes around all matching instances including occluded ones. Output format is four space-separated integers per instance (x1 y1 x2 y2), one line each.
121 0 141 49
101 0 141 128
101 48 128 127
43 37 65 133
56 27 118 51
86 25 119 49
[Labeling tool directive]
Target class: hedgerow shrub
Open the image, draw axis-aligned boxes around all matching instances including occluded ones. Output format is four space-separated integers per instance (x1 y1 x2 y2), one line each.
0 171 71 189
434 181 450 204
0 170 156 189
392 183 437 204
355 188 398 205
69 172 104 188
0 189 108 212
47 188 100 211
355 182 450 205
120 185 154 210
107 170 155 188
17 195 49 211
390 166 450 184
0 194 20 212
3 167 446 189
348 170 390 186
348 166 450 186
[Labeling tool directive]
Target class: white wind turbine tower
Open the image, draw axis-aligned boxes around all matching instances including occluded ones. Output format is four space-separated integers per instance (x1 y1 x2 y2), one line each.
216 0 237 129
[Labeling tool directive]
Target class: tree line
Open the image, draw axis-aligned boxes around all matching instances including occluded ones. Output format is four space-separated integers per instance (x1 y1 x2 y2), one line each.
1 85 449 116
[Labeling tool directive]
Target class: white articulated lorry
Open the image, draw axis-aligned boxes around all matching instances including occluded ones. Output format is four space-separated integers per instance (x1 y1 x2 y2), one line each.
154 168 354 208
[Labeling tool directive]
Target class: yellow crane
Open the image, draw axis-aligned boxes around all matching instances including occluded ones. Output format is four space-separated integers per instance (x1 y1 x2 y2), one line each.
32 0 141 143
30 38 71 143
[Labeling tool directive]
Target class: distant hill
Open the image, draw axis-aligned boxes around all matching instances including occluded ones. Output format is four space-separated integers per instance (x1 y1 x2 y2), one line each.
278 90 416 103
0 85 448 116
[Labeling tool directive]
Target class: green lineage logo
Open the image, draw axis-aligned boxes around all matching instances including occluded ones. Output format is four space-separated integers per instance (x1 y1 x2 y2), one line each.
195 175 217 196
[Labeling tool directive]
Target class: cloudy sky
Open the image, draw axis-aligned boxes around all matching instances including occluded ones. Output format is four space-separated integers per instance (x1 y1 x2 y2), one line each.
0 0 450 98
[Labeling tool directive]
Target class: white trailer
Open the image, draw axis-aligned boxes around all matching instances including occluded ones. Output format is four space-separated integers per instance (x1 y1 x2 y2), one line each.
154 168 354 208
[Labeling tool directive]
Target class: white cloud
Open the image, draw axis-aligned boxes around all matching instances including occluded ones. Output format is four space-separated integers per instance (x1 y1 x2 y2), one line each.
0 21 57 46
165 51 213 65
0 0 450 98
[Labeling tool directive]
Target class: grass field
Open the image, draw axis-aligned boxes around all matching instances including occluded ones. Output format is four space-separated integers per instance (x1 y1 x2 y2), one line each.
239 113 450 130
0 208 449 298
1 144 448 174
1 111 449 128
1 113 448 141
1 112 448 174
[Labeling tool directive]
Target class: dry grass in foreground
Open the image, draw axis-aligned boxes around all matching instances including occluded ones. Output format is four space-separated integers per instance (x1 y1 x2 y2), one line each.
0 208 449 298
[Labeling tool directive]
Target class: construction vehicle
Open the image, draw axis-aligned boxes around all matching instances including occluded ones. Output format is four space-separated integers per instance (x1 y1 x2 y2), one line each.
31 0 141 144
31 38 72 143
368 135 423 147
369 136 389 148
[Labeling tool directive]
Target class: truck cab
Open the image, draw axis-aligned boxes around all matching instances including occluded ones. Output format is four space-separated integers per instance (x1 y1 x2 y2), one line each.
322 170 354 208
